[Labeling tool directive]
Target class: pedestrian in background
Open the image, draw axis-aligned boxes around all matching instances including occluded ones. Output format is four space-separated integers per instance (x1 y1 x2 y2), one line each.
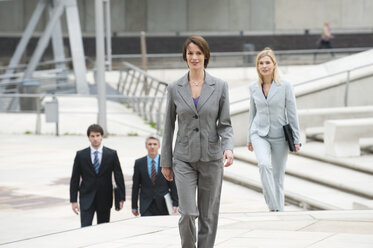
315 21 335 60
70 124 126 227
247 48 301 212
131 136 178 216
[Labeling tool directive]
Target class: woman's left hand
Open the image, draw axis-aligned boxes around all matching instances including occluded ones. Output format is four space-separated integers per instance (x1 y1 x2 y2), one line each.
294 144 301 153
223 150 234 167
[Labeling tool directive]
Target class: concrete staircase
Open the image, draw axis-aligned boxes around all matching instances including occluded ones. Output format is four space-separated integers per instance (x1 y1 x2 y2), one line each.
226 140 373 210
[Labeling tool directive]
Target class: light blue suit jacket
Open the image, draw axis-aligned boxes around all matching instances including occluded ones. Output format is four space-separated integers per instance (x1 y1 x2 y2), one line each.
247 80 300 144
161 71 234 168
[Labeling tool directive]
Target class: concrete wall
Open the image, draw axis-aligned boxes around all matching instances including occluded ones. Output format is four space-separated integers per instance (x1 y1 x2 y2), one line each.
147 0 186 32
1 0 373 35
275 0 373 31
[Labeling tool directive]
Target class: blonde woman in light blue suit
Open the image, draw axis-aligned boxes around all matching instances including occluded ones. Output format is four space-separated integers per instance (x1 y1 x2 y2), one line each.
247 48 301 212
161 36 234 248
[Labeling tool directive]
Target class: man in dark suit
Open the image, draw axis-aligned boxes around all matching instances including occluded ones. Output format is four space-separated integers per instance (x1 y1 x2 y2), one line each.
70 124 126 227
131 136 178 216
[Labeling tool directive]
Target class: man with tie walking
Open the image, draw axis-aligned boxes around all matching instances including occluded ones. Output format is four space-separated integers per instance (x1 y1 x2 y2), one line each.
70 124 126 227
131 136 178 216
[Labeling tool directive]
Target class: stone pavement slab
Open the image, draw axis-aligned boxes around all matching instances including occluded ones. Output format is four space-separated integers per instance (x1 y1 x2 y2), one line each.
0 134 296 245
1 133 373 247
2 210 373 248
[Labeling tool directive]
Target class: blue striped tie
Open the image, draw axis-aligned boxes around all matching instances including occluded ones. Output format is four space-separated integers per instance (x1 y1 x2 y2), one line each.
93 151 100 174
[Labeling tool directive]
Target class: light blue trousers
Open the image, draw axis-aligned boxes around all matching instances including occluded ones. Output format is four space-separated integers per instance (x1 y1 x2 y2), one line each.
251 134 288 211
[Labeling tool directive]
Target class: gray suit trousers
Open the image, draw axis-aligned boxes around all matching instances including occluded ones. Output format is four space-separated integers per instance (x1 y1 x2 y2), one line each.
251 134 288 211
173 158 224 248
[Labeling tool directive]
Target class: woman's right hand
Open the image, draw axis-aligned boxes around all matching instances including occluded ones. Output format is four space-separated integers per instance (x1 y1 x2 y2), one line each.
247 142 253 152
162 167 174 181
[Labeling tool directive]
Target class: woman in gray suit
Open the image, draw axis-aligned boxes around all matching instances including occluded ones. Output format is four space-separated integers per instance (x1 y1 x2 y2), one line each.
161 36 234 248
247 48 301 212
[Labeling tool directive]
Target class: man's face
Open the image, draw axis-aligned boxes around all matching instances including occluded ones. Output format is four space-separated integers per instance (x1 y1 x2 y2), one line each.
88 131 103 149
146 138 160 158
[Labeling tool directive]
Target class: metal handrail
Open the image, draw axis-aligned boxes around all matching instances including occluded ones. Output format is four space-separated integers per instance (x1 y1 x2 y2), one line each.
296 61 373 86
115 61 168 134
110 47 372 60
0 93 163 100
120 61 168 86
0 56 95 71
0 68 67 81
231 60 373 106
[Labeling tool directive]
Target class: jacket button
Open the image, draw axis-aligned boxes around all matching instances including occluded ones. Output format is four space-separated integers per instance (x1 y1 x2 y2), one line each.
194 128 199 132
194 115 199 119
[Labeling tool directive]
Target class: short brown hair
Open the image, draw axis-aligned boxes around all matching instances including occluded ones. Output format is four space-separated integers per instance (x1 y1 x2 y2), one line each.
182 36 210 68
87 124 104 136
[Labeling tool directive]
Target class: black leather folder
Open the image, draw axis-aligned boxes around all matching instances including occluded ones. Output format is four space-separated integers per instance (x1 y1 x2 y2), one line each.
283 124 295 152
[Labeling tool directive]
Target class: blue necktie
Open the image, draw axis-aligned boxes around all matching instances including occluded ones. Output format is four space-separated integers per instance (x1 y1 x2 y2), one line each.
93 151 100 174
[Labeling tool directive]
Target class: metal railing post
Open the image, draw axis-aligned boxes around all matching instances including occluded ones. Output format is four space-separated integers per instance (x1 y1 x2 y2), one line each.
120 69 130 96
344 70 351 107
131 72 142 112
35 96 42 135
116 69 123 91
148 80 159 123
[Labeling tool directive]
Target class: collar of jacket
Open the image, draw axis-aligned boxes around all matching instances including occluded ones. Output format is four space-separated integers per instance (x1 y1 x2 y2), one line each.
177 70 215 87
177 71 216 113
253 80 281 101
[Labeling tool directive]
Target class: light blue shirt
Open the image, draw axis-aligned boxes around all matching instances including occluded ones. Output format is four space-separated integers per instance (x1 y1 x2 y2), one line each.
147 154 160 179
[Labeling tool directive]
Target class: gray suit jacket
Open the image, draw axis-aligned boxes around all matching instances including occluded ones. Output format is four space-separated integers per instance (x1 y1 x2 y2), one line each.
161 71 234 167
247 80 300 144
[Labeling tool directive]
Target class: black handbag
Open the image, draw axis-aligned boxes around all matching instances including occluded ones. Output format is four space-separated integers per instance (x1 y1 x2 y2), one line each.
114 187 121 210
283 124 295 152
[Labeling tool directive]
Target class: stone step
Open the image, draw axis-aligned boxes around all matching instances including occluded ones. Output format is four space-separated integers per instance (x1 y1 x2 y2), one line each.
225 159 368 210
298 140 373 174
234 145 373 199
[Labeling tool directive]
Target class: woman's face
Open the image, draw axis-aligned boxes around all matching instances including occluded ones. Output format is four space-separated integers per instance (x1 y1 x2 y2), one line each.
186 43 205 70
258 55 276 77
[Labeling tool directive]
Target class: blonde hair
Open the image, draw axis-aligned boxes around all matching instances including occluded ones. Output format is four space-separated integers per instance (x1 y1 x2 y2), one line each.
255 47 280 85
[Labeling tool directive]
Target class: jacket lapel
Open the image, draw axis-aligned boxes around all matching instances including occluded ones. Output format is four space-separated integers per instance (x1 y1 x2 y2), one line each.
197 72 215 112
267 81 281 101
85 147 96 174
98 147 106 175
177 73 198 115
142 157 151 182
253 82 267 104
156 155 162 179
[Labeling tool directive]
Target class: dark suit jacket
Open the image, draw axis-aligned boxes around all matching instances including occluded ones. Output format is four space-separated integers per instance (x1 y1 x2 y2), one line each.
131 155 178 215
70 146 126 211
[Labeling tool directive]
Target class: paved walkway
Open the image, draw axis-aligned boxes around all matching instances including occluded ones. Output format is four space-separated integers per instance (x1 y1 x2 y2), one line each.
0 134 373 247
3 210 373 248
